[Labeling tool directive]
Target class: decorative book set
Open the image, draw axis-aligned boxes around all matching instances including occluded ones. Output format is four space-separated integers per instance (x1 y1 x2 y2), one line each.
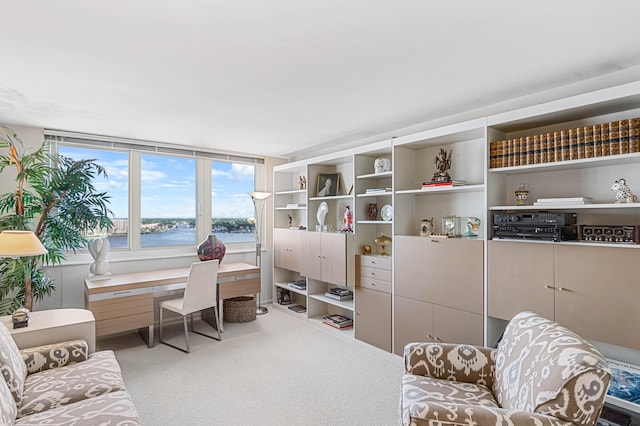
489 118 640 169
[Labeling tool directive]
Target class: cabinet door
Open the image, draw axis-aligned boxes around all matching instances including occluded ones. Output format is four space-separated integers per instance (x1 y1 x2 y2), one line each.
322 233 347 286
554 245 640 350
395 237 483 314
273 229 301 272
355 287 391 352
434 305 483 346
301 232 323 281
393 295 434 356
488 241 555 321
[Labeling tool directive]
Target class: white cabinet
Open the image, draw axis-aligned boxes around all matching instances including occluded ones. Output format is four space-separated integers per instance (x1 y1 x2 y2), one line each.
272 81 640 359
273 228 302 272
301 232 352 286
355 255 391 351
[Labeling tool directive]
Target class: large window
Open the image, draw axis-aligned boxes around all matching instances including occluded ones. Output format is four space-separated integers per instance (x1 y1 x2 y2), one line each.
58 146 129 248
56 136 262 251
141 154 196 247
211 161 255 243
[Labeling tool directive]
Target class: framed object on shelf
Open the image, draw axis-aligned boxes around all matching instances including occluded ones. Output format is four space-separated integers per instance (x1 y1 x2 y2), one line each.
317 173 340 197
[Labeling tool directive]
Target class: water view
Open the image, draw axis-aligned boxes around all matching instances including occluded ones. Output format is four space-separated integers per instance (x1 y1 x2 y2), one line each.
103 218 255 249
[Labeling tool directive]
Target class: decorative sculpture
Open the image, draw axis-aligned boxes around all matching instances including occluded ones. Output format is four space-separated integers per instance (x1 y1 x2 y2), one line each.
431 148 453 183
611 178 637 203
88 237 111 278
342 205 353 233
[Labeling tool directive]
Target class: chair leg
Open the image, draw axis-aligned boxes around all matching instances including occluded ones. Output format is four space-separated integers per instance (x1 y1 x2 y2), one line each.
214 306 221 340
183 315 190 354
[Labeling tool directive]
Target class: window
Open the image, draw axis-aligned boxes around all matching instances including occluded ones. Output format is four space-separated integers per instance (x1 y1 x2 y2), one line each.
54 133 263 252
211 161 255 243
57 145 129 248
140 154 196 247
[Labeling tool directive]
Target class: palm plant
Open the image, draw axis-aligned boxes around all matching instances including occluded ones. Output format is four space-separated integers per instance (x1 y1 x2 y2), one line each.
0 126 113 314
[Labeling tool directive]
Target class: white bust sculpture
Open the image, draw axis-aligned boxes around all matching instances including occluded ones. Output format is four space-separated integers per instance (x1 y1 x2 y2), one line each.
88 237 111 279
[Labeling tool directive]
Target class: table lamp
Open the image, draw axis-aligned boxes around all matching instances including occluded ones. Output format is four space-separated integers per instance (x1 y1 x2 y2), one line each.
248 191 272 315
0 230 48 327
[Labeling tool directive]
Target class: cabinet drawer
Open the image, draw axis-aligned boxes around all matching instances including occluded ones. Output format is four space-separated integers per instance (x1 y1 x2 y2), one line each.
357 255 391 270
356 275 391 293
358 265 392 282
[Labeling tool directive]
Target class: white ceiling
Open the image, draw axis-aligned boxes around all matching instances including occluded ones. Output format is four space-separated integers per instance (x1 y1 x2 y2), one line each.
3 1 640 159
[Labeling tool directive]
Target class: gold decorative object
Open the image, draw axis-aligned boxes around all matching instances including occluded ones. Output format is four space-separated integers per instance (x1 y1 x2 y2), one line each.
374 234 392 256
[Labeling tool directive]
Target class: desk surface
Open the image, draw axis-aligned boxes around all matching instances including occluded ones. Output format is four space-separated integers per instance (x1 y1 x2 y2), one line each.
85 262 259 294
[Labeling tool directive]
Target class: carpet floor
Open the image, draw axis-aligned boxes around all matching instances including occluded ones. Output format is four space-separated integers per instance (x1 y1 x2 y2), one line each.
98 306 403 425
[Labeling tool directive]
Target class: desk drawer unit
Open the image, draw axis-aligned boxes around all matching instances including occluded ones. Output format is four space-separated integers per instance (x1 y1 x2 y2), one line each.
86 288 154 337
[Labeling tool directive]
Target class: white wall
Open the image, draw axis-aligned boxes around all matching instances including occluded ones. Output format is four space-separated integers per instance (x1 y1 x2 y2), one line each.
0 124 276 311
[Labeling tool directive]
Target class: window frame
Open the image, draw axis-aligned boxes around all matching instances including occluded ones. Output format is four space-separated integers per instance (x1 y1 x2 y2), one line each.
50 133 264 255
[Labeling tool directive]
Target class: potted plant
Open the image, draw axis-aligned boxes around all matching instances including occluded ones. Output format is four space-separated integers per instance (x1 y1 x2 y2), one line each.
0 126 113 314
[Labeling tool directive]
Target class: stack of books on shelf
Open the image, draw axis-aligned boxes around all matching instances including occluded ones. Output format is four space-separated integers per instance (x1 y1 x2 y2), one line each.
288 279 307 291
286 203 306 208
322 314 353 329
324 287 353 301
365 187 392 194
607 359 640 406
421 180 466 188
534 197 593 206
287 304 306 313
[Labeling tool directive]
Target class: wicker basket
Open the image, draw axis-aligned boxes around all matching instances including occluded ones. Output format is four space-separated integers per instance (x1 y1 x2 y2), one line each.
223 296 256 323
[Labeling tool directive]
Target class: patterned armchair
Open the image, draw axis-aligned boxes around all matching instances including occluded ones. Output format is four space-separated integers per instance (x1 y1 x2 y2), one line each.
401 311 611 426
0 319 141 425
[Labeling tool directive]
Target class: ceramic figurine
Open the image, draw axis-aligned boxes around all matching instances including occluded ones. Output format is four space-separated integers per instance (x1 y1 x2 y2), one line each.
611 178 637 203
342 205 353 233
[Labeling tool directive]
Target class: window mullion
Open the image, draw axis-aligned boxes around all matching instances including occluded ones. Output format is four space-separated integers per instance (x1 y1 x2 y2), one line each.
130 151 142 250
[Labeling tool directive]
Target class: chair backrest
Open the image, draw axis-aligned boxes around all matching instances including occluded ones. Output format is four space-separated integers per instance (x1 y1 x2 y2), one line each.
182 260 219 314
493 311 611 426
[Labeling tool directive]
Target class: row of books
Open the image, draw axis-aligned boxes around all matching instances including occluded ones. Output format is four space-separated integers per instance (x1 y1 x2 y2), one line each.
421 180 466 188
533 197 593 206
365 187 392 194
322 314 353 329
324 287 353 301
489 118 640 169
288 279 307 290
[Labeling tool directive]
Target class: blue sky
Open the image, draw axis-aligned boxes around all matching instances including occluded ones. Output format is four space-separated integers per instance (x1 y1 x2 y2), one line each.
59 146 254 219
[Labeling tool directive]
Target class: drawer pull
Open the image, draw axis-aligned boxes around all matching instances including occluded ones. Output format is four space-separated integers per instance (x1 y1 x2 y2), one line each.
234 275 247 280
370 282 376 286
544 285 556 290
113 291 131 296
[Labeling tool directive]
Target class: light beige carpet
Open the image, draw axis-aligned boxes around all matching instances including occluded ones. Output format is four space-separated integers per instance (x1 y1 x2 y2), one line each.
99 306 403 425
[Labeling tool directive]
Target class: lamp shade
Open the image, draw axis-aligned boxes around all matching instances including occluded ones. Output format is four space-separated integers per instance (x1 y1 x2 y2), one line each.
247 191 272 200
0 231 48 257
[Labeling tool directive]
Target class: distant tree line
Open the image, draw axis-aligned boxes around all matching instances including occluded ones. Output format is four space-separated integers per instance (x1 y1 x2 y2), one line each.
140 218 254 233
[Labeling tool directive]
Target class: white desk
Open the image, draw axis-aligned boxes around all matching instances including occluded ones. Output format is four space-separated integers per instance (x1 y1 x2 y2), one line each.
84 262 260 347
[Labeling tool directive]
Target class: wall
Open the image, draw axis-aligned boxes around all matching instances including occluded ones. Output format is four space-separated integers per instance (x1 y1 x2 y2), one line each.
0 124 276 311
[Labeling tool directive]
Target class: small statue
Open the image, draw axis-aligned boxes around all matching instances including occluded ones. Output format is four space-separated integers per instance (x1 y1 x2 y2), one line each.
342 205 353 233
431 148 453 183
287 214 293 228
88 237 111 278
299 176 307 190
611 178 637 203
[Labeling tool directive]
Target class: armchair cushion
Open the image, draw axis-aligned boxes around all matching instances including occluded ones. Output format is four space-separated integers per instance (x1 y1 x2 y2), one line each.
18 350 126 419
15 390 142 426
20 339 89 374
0 321 27 405
493 311 611 426
0 372 17 426
404 342 496 389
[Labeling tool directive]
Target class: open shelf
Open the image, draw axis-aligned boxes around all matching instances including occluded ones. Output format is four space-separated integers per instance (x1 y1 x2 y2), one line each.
396 184 485 195
308 293 354 311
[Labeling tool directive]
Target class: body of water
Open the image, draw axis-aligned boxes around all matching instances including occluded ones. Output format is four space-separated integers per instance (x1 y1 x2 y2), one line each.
107 227 254 248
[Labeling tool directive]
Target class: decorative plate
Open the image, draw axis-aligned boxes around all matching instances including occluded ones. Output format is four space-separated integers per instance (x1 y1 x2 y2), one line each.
380 204 393 221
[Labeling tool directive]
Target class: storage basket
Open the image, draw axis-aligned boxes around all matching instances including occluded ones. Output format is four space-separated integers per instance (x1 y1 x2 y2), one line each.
223 296 256 323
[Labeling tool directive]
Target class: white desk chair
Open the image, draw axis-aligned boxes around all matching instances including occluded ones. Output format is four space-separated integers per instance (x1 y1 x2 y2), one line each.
159 260 220 353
